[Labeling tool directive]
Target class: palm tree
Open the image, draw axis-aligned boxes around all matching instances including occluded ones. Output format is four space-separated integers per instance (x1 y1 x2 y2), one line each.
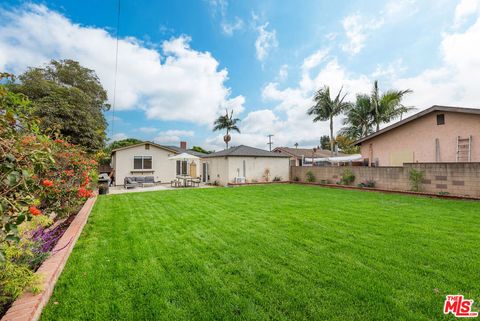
213 109 241 149
307 86 351 155
340 94 375 140
370 80 414 131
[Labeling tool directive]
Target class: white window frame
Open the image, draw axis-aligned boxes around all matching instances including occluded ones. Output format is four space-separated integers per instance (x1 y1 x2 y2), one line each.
134 156 152 170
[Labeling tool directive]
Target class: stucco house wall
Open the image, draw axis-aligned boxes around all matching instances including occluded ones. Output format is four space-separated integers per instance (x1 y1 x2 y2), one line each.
205 156 290 185
359 111 480 166
112 144 202 186
227 157 290 182
206 157 229 186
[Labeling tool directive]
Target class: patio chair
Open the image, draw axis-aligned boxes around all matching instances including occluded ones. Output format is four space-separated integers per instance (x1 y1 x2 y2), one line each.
191 178 201 187
170 178 180 187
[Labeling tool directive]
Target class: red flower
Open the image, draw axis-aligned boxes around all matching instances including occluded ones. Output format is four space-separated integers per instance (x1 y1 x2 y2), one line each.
54 139 64 143
29 206 42 216
78 187 93 198
41 179 54 187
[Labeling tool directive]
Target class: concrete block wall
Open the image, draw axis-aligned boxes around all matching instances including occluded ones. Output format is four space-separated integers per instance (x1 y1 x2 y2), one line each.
291 163 480 197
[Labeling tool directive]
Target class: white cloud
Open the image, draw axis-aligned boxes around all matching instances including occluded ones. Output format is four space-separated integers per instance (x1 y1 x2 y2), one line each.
222 17 244 36
277 64 288 82
207 0 244 36
341 0 418 55
138 127 158 134
394 12 480 109
454 0 479 27
0 4 244 126
111 133 128 142
255 22 278 61
341 14 384 55
154 129 194 144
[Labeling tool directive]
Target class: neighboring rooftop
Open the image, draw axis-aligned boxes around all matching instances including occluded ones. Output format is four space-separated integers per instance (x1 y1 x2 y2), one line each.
110 141 177 153
203 145 290 158
355 105 480 145
273 147 344 158
163 145 207 157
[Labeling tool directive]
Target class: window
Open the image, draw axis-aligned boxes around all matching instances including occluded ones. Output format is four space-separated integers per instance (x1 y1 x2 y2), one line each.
176 160 187 175
145 144 150 150
437 114 445 125
134 156 152 170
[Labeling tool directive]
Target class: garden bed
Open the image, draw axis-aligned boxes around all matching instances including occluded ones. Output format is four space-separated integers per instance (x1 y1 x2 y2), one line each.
1 197 97 321
294 181 480 201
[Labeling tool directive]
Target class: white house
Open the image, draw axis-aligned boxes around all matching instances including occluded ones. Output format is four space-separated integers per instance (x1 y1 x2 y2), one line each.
202 145 290 186
111 142 290 187
110 141 205 186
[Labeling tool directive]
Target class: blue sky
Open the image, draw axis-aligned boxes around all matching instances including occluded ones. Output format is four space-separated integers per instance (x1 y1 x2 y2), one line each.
1 0 479 150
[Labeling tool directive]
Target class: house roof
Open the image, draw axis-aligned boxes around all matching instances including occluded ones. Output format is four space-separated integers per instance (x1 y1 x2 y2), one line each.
110 142 178 154
354 105 480 145
272 147 344 158
162 145 207 157
203 145 290 158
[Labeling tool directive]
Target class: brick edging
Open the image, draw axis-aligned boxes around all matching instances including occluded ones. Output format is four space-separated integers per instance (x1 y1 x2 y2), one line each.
228 181 291 186
293 182 480 201
1 196 97 321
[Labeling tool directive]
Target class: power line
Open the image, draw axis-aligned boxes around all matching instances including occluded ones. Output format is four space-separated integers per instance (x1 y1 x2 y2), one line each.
267 134 274 151
110 0 121 137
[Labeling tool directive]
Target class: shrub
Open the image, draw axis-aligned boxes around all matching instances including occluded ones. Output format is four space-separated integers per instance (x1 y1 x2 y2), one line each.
0 73 97 314
273 176 282 182
358 179 375 188
305 171 316 183
320 179 329 185
340 168 355 185
409 168 424 192
292 176 300 182
263 168 271 182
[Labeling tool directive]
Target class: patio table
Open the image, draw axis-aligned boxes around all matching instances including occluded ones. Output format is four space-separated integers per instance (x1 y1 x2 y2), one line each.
176 175 192 187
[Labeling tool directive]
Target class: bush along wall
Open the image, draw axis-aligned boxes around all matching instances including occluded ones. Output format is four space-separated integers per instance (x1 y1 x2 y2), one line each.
0 73 97 316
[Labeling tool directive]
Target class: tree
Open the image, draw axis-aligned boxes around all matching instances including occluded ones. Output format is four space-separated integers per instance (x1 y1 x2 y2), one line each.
370 80 413 131
340 94 375 140
307 86 351 155
191 146 212 154
320 135 331 150
97 138 143 165
335 135 360 154
213 109 241 149
106 138 143 152
11 60 110 152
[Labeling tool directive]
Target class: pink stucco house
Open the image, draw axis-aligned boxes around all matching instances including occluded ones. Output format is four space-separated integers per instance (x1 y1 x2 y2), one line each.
355 106 480 166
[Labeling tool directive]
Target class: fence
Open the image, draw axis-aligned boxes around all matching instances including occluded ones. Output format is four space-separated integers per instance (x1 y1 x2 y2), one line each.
290 163 480 197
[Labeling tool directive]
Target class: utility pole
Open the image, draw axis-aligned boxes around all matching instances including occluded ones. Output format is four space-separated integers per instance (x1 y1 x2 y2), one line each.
267 134 274 151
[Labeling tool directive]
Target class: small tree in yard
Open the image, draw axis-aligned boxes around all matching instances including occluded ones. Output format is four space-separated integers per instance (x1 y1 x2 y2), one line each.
409 168 424 192
305 171 316 183
340 168 355 185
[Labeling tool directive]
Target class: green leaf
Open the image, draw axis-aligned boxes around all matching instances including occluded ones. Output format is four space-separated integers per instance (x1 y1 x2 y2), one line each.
5 235 20 243
7 171 20 185
16 214 26 225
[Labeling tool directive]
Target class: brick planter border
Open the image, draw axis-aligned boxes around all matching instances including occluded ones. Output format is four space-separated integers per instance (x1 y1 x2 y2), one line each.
229 181 479 201
293 182 480 201
1 196 97 321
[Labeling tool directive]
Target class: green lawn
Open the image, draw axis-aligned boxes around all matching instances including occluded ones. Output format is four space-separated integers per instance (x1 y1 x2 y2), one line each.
41 184 480 321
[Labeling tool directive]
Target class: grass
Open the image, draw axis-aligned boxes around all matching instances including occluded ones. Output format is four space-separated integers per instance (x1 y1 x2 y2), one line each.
41 184 480 321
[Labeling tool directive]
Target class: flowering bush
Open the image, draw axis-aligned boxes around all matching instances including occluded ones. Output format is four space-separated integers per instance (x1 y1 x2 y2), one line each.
1 73 97 315
1 73 97 246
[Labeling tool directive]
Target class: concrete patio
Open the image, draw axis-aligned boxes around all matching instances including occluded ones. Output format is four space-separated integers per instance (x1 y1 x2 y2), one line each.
108 183 214 195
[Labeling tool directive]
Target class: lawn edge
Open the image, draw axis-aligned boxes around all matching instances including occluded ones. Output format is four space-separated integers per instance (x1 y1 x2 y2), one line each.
228 181 479 200
292 182 480 200
1 196 97 321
